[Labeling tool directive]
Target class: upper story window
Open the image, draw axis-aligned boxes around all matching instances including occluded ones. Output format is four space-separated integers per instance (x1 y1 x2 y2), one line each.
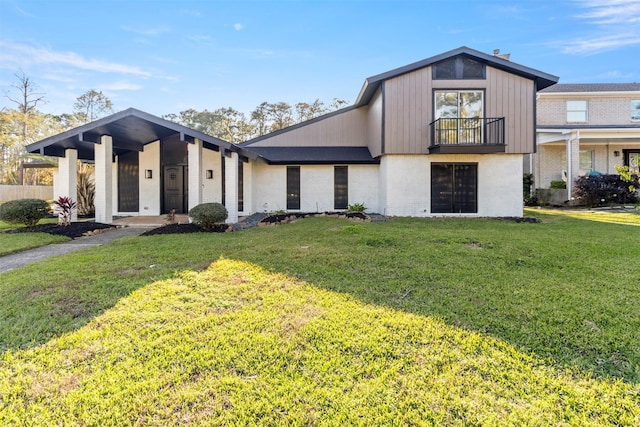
566 100 587 122
433 56 485 80
631 100 640 121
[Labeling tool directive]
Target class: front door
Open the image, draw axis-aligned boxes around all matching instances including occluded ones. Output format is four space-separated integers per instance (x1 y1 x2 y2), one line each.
624 150 640 174
164 165 188 213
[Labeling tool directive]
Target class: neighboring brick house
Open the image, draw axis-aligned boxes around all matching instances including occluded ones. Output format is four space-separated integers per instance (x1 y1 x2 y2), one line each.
531 83 640 200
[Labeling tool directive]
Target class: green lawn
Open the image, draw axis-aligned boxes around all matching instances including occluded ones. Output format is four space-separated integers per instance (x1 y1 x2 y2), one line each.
0 232 69 256
1 212 639 425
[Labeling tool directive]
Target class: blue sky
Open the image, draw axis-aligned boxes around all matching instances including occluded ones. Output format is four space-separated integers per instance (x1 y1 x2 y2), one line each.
1 0 639 118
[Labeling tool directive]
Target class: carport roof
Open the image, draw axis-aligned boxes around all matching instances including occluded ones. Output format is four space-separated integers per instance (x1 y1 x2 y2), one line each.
26 108 241 161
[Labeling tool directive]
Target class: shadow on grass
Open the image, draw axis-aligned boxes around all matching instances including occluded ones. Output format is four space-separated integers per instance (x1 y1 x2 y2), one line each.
1 215 638 385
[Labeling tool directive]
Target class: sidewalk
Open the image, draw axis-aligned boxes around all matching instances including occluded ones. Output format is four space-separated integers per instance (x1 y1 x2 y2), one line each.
0 226 153 274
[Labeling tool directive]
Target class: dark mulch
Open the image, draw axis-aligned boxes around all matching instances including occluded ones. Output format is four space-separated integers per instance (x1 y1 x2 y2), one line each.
4 221 116 239
140 223 229 236
497 217 541 223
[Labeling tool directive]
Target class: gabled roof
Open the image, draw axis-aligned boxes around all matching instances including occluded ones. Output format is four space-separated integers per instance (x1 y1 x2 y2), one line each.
355 46 559 106
248 146 378 165
540 83 640 93
26 108 239 161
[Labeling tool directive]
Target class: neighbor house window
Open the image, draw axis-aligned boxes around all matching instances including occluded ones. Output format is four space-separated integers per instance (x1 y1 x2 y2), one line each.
631 100 640 121
334 166 348 210
433 56 485 80
431 163 478 214
579 150 594 175
287 166 300 210
567 100 587 122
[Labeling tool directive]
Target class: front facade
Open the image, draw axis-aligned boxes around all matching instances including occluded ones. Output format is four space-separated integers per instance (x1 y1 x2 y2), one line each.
532 83 640 199
28 47 558 223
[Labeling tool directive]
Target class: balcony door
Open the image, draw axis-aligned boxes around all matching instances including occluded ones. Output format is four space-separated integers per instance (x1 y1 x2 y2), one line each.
434 91 483 143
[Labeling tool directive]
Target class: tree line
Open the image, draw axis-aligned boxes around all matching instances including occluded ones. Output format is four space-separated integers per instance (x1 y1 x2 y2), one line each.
0 72 348 185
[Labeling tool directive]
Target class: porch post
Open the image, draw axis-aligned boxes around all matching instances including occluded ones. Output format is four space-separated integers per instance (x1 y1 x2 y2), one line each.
566 131 580 200
95 135 113 224
56 148 78 222
224 151 239 224
188 138 203 212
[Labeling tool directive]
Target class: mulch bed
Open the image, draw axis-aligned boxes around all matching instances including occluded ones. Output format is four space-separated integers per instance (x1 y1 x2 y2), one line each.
4 221 116 239
140 223 229 236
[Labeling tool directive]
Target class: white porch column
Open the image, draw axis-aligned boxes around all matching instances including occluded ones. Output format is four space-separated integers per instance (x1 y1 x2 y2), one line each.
56 148 78 222
566 131 580 200
188 138 203 211
95 135 113 223
224 151 239 223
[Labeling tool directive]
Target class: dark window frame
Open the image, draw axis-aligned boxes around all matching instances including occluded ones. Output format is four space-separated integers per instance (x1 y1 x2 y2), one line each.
431 163 478 214
238 157 244 212
334 166 348 210
287 166 301 210
433 56 486 80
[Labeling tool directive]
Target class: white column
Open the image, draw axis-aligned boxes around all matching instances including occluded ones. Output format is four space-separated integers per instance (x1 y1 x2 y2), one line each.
56 148 78 222
566 132 580 200
95 135 113 223
224 151 239 223
188 138 203 211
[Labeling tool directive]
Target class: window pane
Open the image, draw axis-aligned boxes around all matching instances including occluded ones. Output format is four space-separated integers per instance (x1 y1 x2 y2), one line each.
334 166 348 210
579 150 594 175
567 100 587 122
433 58 456 79
287 166 300 210
632 100 640 120
238 158 244 212
461 58 485 79
431 164 453 213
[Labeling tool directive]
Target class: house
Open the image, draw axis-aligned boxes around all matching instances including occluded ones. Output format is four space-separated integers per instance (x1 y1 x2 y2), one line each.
532 83 640 200
27 46 558 223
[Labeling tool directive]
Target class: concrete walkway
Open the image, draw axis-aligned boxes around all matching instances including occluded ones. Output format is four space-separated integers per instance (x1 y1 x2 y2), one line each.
0 226 153 274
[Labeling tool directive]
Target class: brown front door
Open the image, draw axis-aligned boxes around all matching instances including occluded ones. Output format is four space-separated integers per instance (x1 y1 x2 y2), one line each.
163 166 188 214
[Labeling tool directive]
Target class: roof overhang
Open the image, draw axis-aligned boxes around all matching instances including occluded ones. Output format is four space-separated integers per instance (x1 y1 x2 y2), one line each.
355 46 559 107
247 146 379 165
26 108 241 161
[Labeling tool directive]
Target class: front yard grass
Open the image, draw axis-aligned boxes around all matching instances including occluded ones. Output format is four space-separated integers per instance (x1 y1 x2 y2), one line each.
1 212 639 425
0 233 69 256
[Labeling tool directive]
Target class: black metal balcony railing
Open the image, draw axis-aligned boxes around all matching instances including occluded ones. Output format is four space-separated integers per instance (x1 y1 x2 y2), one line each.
429 117 505 146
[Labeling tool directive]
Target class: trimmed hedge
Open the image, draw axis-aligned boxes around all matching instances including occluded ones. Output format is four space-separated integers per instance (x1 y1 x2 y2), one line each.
0 199 51 226
188 203 228 230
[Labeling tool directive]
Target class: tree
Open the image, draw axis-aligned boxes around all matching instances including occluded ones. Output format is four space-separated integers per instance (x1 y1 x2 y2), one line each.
73 90 113 123
1 72 50 184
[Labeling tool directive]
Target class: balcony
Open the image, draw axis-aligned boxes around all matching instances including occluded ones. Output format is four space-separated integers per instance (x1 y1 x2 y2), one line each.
429 117 505 154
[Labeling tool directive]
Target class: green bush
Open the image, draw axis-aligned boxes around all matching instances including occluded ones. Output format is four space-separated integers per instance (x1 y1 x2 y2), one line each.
347 202 366 213
0 199 51 226
549 180 566 189
188 203 228 230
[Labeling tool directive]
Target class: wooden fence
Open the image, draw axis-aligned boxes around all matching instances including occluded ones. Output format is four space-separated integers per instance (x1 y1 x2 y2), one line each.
0 185 53 202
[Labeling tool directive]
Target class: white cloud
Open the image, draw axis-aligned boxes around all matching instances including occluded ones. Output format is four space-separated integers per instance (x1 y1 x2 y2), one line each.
234 23 244 31
577 0 640 24
553 0 640 54
0 41 152 77
100 81 143 91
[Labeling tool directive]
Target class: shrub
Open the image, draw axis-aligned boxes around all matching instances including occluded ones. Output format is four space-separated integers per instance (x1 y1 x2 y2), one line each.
54 196 77 226
549 180 566 189
347 202 366 213
188 203 228 230
573 174 638 207
523 174 538 206
0 199 51 226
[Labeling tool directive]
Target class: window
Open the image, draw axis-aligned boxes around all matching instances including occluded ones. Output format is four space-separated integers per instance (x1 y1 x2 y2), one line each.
238 158 244 212
434 91 484 144
632 100 640 121
567 100 587 122
579 150 594 175
334 166 348 210
286 166 300 210
433 56 485 80
624 150 640 174
431 163 477 213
